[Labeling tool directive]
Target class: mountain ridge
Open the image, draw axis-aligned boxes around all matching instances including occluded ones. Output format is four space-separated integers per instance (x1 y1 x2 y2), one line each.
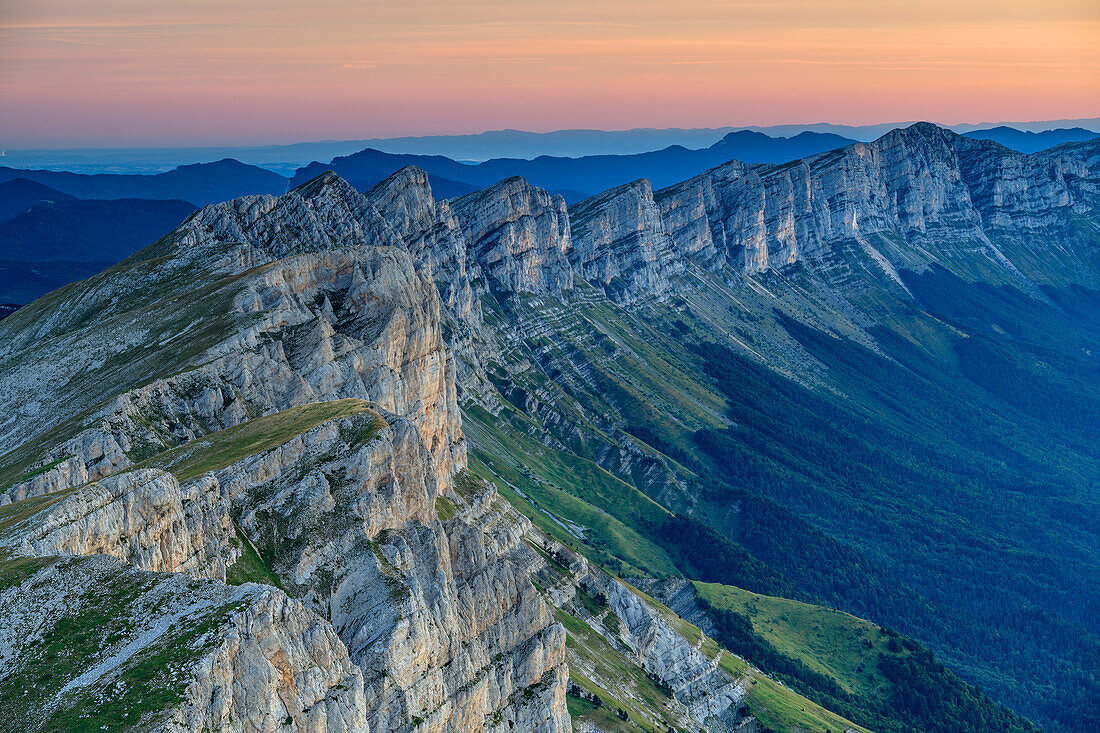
1 121 1097 732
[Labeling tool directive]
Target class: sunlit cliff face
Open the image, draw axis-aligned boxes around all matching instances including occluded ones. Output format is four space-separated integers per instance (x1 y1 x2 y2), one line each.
1 0 1097 146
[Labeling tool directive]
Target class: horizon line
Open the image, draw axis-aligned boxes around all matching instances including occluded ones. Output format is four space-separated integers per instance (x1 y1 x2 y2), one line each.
5 117 1100 154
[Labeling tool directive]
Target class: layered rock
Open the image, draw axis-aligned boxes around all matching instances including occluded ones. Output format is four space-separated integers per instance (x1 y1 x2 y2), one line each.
11 468 237 580
1 406 569 733
606 579 746 726
450 177 574 296
655 122 1100 290
176 171 394 256
568 179 685 304
1 244 463 503
0 555 367 732
213 413 568 733
176 588 370 733
363 167 498 398
364 166 481 322
655 158 749 270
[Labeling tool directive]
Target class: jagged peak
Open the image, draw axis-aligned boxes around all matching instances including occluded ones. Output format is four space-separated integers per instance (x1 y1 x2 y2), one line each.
450 175 566 233
902 120 954 137
451 174 550 208
870 121 964 153
655 157 750 198
448 174 572 296
369 165 431 194
365 165 434 208
570 178 655 219
171 168 390 258
289 169 362 201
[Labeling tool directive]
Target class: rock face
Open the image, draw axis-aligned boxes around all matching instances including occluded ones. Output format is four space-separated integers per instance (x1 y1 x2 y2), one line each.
605 580 746 726
450 177 574 296
176 171 393 256
213 412 569 733
0 555 368 732
12 468 237 581
655 158 749 270
655 122 1099 289
364 166 481 323
568 179 684 304
175 588 370 733
1 408 569 732
1 243 464 504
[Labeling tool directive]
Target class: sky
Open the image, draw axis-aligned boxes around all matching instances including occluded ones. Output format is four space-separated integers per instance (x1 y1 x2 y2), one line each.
1 0 1098 148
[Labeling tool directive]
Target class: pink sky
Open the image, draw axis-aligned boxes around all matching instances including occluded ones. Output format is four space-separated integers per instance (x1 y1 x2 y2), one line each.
1 0 1098 148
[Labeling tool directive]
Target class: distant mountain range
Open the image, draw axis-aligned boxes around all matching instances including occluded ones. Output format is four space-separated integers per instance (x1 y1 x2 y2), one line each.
962 126 1099 153
0 178 76 221
0 123 1097 305
5 118 1098 173
0 159 286 205
0 193 196 303
290 130 860 202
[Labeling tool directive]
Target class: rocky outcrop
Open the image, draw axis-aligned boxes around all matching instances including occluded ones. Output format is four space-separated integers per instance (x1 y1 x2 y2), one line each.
0 555 367 732
1 244 464 503
176 171 393 257
450 177 574 296
1 406 569 733
606 579 746 726
568 179 684 304
10 468 237 581
636 578 719 638
214 414 568 733
655 158 749 270
521 536 748 732
363 167 497 399
364 166 481 322
175 588 370 733
954 135 1091 230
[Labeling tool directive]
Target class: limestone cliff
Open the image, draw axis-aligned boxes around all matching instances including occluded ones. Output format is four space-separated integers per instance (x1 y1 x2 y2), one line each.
450 177 574 296
568 179 684 304
1 403 569 732
655 122 1099 290
1 226 463 504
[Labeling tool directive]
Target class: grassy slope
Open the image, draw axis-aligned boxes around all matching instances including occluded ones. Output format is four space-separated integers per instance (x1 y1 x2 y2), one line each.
0 554 250 733
693 581 1043 733
697 610 873 733
463 403 678 578
0 242 262 490
137 398 383 482
695 582 895 700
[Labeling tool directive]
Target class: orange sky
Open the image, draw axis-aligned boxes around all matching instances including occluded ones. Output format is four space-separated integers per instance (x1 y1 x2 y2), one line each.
1 0 1098 147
